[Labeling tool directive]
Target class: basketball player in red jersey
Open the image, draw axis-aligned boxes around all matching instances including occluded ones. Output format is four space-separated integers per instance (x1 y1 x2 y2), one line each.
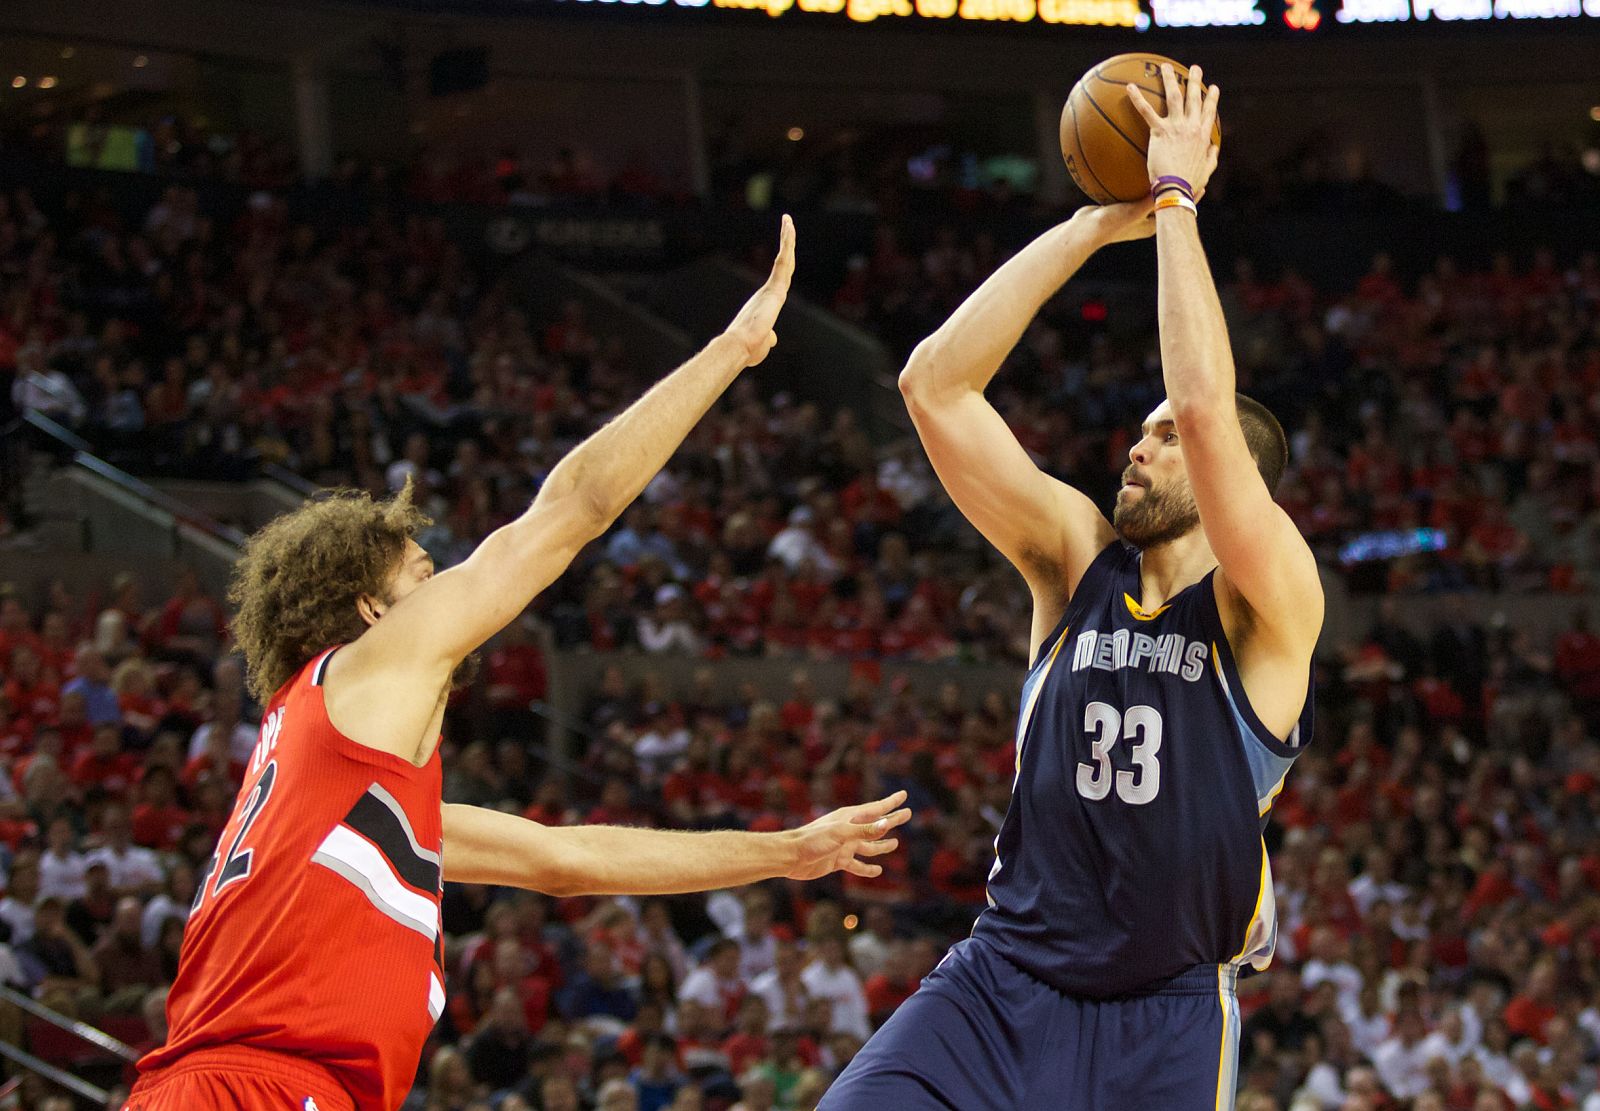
127 218 912 1111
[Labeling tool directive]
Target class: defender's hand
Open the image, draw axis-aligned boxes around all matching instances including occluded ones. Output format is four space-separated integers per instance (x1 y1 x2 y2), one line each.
724 214 796 368
1127 64 1221 198
785 790 912 881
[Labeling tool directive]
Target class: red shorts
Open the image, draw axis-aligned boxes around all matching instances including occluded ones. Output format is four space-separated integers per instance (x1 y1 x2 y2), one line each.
127 1045 355 1111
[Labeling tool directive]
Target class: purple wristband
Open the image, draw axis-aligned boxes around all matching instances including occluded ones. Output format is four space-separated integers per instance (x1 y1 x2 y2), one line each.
1151 175 1194 198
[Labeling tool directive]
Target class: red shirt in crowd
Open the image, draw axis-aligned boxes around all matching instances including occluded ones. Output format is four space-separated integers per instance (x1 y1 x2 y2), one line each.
1504 994 1557 1044
70 749 141 796
131 803 193 851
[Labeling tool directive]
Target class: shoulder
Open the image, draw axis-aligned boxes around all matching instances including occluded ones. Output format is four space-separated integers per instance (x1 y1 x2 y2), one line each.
1211 567 1321 659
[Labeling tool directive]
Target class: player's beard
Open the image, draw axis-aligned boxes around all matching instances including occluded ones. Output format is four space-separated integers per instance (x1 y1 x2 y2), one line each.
1113 471 1201 550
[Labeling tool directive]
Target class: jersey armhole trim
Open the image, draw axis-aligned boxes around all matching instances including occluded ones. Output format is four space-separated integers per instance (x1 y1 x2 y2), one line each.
1201 575 1313 760
1209 644 1312 761
305 646 441 778
311 647 337 686
1031 540 1128 671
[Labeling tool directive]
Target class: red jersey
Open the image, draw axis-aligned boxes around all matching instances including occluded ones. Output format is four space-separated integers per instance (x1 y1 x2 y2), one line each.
138 647 446 1111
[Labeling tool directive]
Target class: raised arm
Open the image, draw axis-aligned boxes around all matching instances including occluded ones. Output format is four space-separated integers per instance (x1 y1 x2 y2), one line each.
440 791 910 896
329 219 795 761
898 205 1150 655
1129 68 1322 652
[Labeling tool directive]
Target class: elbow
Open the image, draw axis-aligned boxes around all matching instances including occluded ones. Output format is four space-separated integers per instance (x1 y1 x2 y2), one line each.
536 474 614 546
538 869 587 899
540 455 620 535
571 488 615 542
1169 392 1235 430
533 835 594 898
898 340 945 410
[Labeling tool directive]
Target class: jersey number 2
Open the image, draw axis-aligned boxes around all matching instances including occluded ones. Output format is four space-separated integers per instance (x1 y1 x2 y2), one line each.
1076 702 1162 805
194 760 278 910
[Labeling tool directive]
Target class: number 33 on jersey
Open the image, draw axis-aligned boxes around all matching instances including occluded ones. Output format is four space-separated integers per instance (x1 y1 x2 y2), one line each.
975 542 1313 1000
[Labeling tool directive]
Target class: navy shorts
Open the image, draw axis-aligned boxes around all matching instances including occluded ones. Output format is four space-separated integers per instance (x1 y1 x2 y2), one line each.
820 938 1241 1111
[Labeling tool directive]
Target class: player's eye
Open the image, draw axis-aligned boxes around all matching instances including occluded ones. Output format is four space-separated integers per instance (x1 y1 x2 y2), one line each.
1164 432 1178 444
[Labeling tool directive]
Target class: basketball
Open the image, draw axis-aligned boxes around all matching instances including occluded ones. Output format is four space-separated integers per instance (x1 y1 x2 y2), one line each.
1060 53 1223 205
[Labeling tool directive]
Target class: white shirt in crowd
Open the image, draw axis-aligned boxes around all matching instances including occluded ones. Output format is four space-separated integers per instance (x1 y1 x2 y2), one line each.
1347 875 1409 916
1578 1004 1600 1051
85 843 164 893
1371 1035 1432 1100
1417 1026 1476 1067
767 525 833 577
1302 959 1363 1016
732 931 777 983
800 960 871 1041
187 719 259 764
636 617 702 655
706 891 744 938
749 968 809 1033
1293 1061 1346 1110
634 726 691 780
0 944 23 987
1339 999 1391 1059
39 848 89 902
1473 1046 1532 1106
0 896 35 947
678 965 746 1014
142 893 190 949
12 366 87 425
848 930 892 979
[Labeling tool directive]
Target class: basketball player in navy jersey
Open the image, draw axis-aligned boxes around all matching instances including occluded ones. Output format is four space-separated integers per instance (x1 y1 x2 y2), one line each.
822 68 1320 1111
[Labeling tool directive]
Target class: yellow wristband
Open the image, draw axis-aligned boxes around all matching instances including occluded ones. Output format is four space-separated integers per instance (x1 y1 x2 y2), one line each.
1154 193 1198 215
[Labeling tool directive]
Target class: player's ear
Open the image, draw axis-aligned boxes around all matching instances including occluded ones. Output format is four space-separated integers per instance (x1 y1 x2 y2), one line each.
356 593 386 627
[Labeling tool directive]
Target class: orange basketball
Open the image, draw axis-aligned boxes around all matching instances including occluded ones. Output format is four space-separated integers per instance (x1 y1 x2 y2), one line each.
1060 54 1222 205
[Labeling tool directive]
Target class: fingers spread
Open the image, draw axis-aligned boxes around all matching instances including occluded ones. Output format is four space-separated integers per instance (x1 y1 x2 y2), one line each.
1203 85 1222 133
1159 63 1183 115
845 859 883 878
1186 65 1204 116
850 790 909 824
856 838 899 857
1126 86 1160 128
846 811 911 849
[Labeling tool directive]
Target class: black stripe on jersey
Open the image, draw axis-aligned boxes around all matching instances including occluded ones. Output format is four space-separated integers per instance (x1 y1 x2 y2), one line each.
312 649 337 686
344 792 441 892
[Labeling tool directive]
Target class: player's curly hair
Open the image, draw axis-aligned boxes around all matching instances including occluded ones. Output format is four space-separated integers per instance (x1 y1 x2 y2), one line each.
229 482 429 705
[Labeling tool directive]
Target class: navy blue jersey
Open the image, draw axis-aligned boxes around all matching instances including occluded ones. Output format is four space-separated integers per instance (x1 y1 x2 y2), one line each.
973 541 1312 999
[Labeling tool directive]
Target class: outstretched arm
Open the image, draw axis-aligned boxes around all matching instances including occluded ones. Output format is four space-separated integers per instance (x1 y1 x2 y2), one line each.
1129 69 1322 649
330 219 796 761
898 204 1150 656
441 791 911 896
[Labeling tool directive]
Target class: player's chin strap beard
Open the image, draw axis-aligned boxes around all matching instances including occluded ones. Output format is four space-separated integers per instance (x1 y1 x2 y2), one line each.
1115 484 1200 551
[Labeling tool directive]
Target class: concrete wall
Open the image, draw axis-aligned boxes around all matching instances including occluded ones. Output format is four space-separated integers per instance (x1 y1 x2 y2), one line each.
34 470 238 600
153 479 301 533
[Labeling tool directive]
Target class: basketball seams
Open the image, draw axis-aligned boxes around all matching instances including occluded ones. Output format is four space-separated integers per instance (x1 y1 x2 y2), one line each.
1080 86 1148 161
1063 54 1218 206
1092 74 1167 103
1065 94 1116 206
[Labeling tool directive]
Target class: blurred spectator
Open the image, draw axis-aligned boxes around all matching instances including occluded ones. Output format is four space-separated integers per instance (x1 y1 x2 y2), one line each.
92 896 163 1011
